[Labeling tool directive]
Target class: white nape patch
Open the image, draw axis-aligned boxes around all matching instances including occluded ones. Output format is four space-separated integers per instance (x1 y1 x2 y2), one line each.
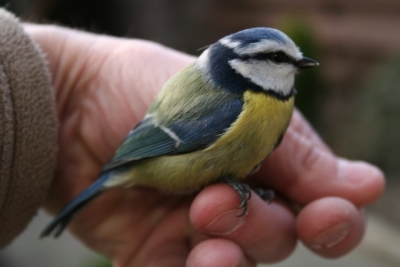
229 59 296 96
219 38 242 50
196 48 210 73
160 126 181 147
220 37 302 60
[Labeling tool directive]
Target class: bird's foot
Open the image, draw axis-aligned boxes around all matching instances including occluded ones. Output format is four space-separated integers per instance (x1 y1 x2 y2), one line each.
253 188 275 204
219 178 276 216
221 177 251 217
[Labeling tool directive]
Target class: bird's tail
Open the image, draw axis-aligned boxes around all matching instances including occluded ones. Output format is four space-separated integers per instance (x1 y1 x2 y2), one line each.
40 172 111 238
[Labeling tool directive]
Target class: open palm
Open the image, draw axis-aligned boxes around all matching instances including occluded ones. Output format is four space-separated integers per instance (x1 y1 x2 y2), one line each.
26 25 384 267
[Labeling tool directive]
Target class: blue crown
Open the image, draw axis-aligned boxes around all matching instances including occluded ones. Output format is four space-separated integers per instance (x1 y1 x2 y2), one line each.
228 28 287 48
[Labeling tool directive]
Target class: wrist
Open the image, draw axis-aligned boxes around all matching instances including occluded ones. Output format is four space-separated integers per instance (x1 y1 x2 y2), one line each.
0 10 57 248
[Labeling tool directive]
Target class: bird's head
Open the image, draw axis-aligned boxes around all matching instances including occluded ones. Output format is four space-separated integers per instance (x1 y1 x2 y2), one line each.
197 27 318 99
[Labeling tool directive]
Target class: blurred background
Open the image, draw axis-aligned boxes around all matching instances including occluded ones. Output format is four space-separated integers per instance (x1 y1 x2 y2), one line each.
1 0 400 266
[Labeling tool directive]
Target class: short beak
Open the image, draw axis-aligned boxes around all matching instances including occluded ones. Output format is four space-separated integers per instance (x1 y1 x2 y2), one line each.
297 56 319 70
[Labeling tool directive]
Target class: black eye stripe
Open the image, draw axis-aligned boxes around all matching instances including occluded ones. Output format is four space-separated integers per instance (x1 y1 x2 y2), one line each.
240 52 296 65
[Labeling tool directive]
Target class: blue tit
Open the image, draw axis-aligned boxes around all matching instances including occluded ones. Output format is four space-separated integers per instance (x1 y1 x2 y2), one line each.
42 27 318 238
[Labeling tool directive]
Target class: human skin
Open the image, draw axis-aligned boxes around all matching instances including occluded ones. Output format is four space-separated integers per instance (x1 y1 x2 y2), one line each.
25 24 385 267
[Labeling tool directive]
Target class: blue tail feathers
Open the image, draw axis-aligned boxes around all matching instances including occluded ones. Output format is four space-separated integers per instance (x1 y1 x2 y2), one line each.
40 172 111 238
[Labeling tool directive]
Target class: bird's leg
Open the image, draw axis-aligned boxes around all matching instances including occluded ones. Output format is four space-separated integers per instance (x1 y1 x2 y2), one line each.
221 176 251 217
247 162 275 204
253 188 275 204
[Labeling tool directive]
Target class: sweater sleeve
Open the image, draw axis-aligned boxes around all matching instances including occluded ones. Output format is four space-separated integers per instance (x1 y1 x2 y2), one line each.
0 9 57 248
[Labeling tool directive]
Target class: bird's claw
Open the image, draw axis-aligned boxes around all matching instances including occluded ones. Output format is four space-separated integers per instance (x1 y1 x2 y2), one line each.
222 177 251 217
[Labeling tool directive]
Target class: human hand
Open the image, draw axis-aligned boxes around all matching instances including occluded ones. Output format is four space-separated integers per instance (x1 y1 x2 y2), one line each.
25 24 384 266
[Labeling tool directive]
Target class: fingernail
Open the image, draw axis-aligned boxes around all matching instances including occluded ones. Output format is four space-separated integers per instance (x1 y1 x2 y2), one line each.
310 222 350 250
204 209 246 236
338 159 383 184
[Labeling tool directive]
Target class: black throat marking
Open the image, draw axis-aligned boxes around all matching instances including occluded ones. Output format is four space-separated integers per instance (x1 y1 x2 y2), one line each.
207 42 295 101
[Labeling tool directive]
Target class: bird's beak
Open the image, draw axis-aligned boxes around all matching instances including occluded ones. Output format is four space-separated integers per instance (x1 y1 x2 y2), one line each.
297 57 319 70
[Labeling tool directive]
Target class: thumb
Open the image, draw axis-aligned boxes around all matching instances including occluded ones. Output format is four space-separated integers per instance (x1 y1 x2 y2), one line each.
255 110 385 207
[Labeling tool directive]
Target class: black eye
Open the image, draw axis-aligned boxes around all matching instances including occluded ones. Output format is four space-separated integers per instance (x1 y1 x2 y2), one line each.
271 52 287 63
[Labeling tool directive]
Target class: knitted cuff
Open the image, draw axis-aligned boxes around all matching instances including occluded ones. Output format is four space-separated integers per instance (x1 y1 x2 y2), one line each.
0 9 57 248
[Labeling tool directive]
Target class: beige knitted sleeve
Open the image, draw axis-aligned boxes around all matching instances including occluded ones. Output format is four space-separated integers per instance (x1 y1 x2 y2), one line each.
0 9 57 248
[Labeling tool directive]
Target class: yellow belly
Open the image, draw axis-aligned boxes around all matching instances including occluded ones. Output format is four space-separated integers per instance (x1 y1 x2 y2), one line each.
129 91 294 193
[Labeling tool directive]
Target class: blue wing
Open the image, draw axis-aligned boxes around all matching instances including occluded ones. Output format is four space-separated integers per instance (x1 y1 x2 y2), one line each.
102 97 243 171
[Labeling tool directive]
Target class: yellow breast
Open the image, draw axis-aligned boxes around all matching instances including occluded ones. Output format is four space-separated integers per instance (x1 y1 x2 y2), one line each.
130 91 294 193
202 90 294 177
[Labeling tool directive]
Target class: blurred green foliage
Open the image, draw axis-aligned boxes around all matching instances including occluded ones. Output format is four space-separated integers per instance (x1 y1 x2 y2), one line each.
279 18 324 128
83 257 112 267
343 53 400 176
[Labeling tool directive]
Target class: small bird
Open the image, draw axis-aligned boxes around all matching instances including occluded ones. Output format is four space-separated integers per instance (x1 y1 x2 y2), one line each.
41 27 318 238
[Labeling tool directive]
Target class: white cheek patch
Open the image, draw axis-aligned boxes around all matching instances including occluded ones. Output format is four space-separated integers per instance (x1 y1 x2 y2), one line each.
229 59 295 96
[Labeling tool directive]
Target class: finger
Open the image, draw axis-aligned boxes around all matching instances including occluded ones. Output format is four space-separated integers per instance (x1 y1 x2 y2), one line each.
112 201 191 267
190 184 296 263
255 112 385 206
289 110 332 152
187 239 255 267
296 197 365 258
